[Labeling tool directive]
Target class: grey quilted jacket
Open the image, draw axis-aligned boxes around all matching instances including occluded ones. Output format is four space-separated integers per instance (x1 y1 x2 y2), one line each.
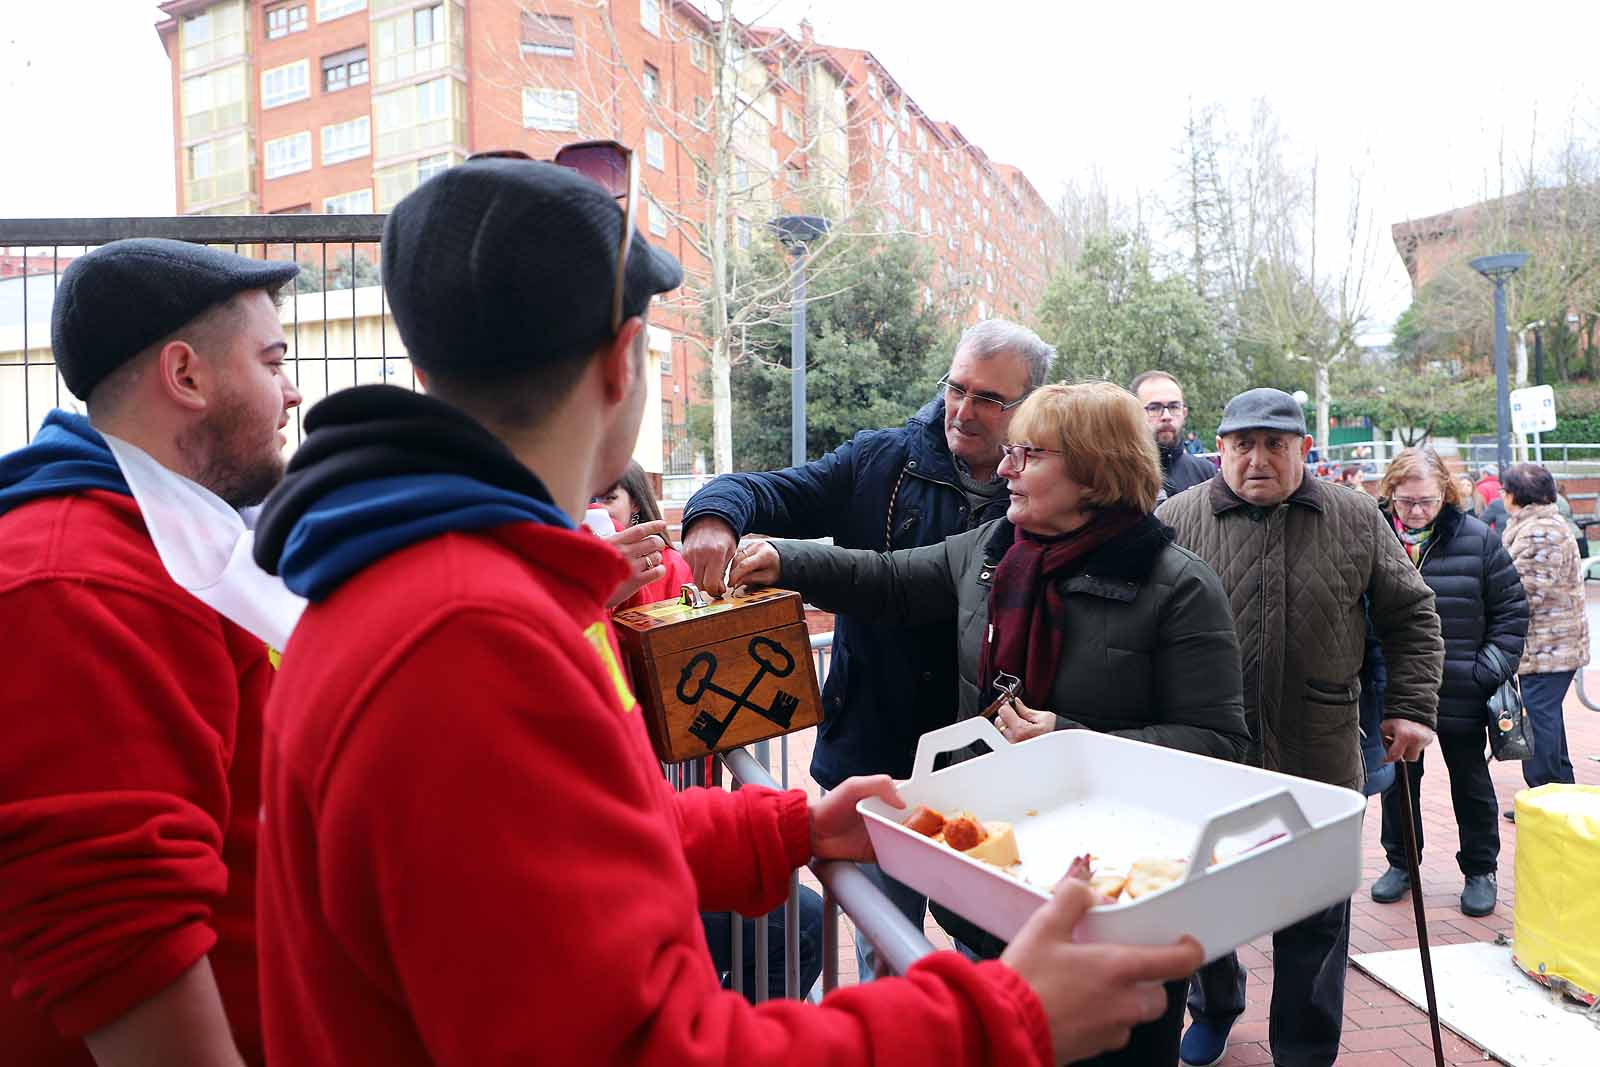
1156 475 1444 791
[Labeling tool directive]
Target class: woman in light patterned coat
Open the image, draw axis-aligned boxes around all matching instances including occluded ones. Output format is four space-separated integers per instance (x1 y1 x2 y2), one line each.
1501 462 1589 804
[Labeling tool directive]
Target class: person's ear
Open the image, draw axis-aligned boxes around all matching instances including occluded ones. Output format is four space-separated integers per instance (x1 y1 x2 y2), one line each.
596 316 646 405
1215 435 1225 454
155 340 209 413
1299 435 1314 460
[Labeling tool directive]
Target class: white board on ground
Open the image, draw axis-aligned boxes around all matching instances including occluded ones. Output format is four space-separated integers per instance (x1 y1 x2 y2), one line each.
1351 941 1599 1067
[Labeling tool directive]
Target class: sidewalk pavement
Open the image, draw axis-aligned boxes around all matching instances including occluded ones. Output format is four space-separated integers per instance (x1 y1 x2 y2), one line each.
774 668 1600 1065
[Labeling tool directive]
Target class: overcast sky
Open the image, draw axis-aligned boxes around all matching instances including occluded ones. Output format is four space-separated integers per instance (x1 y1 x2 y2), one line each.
5 0 1597 331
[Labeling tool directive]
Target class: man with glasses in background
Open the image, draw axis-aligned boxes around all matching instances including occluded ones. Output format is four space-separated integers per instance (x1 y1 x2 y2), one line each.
1156 387 1444 1067
681 319 1053 977
1131 370 1215 499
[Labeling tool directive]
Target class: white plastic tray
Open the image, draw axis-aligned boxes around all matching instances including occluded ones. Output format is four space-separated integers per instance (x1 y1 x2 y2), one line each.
858 717 1366 963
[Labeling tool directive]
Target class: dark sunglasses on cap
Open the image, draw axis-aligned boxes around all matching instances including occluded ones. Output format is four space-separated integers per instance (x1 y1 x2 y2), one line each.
466 140 640 334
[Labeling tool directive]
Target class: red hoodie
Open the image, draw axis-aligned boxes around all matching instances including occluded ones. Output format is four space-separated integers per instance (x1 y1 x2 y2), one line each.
258 520 1051 1067
0 491 271 1065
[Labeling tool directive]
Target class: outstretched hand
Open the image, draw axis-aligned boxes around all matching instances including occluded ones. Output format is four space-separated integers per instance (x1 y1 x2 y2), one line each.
809 775 904 862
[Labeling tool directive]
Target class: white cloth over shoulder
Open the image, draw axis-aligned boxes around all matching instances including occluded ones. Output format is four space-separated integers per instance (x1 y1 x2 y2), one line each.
103 433 306 649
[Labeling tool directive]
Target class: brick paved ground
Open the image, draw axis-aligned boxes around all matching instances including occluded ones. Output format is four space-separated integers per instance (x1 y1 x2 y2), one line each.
770 624 1600 1064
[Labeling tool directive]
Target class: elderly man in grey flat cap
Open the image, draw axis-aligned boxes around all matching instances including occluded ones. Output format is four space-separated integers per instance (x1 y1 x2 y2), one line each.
1156 387 1444 1067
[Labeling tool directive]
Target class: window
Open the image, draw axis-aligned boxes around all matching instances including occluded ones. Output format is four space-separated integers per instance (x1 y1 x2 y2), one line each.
266 3 307 39
181 3 245 67
692 96 708 129
188 141 215 181
181 65 246 139
690 36 708 70
414 3 444 45
645 129 665 170
317 0 365 20
416 153 451 183
324 188 373 214
694 160 709 196
640 0 660 36
916 125 927 149
648 195 667 237
642 63 659 103
782 107 801 139
918 168 928 193
736 216 751 250
520 12 574 57
522 86 577 131
866 72 877 99
322 47 368 92
264 131 312 179
869 121 879 147
733 156 749 192
262 60 310 109
661 341 673 375
321 115 370 164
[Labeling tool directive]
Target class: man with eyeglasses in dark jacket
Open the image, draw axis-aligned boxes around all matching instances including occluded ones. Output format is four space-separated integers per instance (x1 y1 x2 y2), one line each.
1132 371 1216 499
680 318 1053 979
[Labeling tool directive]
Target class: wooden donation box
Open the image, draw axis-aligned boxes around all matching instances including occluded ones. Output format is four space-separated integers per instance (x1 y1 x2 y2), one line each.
613 587 822 762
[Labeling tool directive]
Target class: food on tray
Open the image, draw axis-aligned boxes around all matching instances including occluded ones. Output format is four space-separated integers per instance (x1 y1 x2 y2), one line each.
898 806 1195 899
902 805 946 838
963 822 1019 867
1124 858 1187 899
900 806 1019 869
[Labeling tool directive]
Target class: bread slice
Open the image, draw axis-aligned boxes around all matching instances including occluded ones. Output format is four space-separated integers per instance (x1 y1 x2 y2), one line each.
963 821 1019 868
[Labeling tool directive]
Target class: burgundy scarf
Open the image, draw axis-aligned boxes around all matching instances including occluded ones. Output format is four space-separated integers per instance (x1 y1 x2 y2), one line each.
977 509 1145 707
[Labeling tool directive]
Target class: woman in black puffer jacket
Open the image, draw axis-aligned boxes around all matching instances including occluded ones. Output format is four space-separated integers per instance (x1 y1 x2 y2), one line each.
1369 448 1528 919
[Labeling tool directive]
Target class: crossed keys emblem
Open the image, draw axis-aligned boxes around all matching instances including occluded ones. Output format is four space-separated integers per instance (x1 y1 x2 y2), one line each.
677 636 800 750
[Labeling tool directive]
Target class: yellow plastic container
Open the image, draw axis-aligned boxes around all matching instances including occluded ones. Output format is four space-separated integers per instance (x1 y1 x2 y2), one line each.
1512 784 1600 1004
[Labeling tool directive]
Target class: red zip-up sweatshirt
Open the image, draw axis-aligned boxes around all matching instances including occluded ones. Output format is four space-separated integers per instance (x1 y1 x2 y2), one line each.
0 491 271 1065
258 521 1052 1066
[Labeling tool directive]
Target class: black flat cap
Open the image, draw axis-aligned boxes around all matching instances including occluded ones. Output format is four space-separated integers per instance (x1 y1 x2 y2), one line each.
1216 387 1309 437
51 238 299 401
381 157 682 381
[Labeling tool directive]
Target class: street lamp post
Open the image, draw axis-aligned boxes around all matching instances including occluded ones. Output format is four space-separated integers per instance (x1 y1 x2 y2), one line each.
768 214 830 468
1470 253 1530 473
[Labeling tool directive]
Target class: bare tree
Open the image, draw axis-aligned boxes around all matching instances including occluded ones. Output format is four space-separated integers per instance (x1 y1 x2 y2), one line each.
481 1 968 473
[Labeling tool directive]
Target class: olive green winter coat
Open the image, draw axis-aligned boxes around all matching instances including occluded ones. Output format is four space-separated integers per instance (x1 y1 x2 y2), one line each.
1155 475 1444 791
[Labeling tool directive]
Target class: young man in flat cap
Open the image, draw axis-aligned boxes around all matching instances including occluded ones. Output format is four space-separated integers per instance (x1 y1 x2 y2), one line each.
0 239 302 1066
250 153 1203 1067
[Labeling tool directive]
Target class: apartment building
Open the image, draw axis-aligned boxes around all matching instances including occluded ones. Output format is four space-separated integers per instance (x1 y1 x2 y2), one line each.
156 0 1063 465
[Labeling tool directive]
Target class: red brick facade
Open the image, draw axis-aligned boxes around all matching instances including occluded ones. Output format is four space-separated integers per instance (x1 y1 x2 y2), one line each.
156 0 1062 455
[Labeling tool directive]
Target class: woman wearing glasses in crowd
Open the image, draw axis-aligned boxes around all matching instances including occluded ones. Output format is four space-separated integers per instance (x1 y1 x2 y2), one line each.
1368 448 1527 918
727 381 1248 1067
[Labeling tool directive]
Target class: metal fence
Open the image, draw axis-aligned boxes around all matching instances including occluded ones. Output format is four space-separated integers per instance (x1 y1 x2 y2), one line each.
1322 438 1600 479
669 632 936 1002
0 215 395 452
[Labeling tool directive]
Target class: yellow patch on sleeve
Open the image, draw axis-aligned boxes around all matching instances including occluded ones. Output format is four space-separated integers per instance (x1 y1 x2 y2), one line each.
266 645 281 670
583 620 637 713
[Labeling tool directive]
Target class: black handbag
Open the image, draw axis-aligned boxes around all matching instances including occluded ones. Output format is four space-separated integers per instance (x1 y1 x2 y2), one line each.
1484 644 1535 762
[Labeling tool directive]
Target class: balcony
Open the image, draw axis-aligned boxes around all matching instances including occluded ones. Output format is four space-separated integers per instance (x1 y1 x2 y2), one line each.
185 169 252 208
183 100 248 141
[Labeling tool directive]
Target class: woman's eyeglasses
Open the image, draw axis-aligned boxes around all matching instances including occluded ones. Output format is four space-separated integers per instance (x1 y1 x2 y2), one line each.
998 442 1063 472
467 140 639 334
1393 496 1442 513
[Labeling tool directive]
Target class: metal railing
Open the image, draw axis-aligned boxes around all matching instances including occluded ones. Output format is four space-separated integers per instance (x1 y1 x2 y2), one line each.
1322 438 1600 478
670 631 935 1002
0 216 394 453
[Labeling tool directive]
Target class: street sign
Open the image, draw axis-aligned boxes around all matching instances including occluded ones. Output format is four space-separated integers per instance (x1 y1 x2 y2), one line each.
1510 384 1557 435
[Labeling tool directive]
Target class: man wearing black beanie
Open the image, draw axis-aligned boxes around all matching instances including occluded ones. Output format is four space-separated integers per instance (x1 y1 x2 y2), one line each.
250 152 1202 1067
0 238 301 1066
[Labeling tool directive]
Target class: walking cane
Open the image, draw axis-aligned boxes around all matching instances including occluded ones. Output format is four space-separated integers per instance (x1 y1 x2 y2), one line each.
1395 759 1447 1067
